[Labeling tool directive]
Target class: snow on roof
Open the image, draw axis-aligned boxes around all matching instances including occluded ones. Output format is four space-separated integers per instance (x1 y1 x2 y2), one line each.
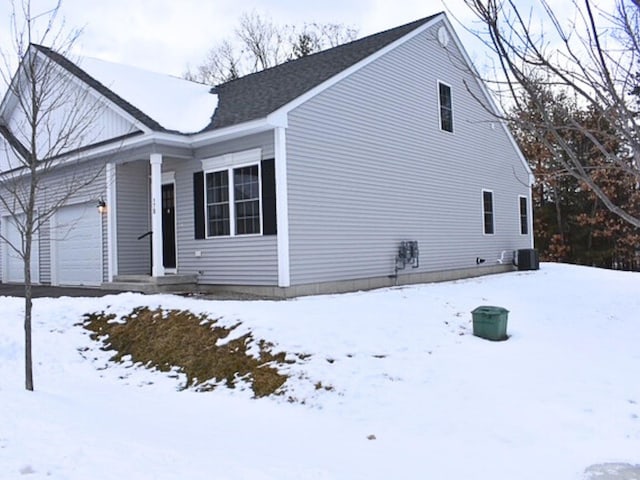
78 56 217 134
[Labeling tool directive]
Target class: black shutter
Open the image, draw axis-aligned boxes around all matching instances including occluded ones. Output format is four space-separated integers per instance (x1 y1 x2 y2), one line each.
261 159 277 235
193 171 205 239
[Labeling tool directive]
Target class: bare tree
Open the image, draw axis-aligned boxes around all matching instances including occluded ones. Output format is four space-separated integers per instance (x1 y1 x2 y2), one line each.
0 0 106 391
237 11 287 71
185 12 358 85
463 0 640 228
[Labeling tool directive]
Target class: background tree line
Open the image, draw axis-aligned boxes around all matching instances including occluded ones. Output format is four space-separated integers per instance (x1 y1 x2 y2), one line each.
184 11 358 85
465 0 640 271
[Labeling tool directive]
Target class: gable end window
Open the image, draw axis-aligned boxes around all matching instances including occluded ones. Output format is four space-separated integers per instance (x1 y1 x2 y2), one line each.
438 82 453 133
519 196 529 235
482 190 494 235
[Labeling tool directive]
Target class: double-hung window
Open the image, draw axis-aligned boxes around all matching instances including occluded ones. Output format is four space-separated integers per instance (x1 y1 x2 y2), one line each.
204 161 261 237
438 82 453 133
233 165 260 235
519 196 529 235
482 190 494 235
205 170 230 236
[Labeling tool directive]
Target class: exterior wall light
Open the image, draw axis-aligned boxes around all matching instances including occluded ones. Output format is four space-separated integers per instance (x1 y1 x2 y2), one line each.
97 199 106 214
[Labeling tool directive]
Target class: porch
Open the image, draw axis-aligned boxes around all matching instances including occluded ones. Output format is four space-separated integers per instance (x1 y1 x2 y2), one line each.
102 274 198 294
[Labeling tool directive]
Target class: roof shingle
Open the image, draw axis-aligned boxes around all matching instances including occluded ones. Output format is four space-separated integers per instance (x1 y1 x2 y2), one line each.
207 14 439 130
32 14 440 134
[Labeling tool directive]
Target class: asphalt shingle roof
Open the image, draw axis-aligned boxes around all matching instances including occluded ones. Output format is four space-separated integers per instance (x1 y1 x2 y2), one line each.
31 14 440 134
206 14 439 130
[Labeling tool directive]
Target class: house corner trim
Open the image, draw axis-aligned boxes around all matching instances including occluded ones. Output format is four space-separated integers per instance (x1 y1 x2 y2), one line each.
106 162 117 281
275 126 290 287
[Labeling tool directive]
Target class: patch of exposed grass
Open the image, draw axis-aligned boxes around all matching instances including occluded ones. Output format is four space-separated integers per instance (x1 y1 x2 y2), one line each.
82 307 291 397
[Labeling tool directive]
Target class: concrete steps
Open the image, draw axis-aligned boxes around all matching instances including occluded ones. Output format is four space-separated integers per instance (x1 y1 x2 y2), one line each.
101 274 198 294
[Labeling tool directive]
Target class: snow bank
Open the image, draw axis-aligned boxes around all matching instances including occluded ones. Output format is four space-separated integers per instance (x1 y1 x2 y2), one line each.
1 263 639 479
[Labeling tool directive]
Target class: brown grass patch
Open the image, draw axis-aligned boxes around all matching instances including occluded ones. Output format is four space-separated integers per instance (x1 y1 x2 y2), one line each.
82 307 291 397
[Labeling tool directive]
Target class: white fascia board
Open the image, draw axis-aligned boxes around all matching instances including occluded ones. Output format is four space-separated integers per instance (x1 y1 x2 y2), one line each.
201 148 261 171
266 14 445 122
439 16 535 186
188 117 277 148
49 132 162 164
24 116 276 168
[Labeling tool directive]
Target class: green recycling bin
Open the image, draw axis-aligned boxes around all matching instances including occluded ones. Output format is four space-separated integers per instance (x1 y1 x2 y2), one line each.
472 306 509 341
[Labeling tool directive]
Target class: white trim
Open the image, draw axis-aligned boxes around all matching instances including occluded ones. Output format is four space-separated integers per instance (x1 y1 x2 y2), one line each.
150 153 164 277
437 80 454 133
201 148 262 171
161 171 175 184
481 189 495 235
106 162 117 281
0 120 276 183
274 127 290 287
528 192 534 248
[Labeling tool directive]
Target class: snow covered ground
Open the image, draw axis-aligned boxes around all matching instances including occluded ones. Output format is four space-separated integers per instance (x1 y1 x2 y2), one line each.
1 263 639 479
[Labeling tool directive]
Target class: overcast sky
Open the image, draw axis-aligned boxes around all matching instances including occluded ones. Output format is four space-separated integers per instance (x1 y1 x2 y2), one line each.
0 1 611 79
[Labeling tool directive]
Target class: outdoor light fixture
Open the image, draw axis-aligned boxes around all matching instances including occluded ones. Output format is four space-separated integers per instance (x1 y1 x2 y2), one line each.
97 199 106 214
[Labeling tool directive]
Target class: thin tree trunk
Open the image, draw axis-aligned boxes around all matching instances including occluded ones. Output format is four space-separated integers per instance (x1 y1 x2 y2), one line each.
24 234 34 391
554 191 564 239
24 285 33 391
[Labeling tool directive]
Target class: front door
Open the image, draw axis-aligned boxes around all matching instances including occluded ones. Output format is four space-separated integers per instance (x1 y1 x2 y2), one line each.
161 183 176 269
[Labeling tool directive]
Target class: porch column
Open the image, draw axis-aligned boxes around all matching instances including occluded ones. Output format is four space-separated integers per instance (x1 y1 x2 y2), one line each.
150 153 164 277
105 162 117 281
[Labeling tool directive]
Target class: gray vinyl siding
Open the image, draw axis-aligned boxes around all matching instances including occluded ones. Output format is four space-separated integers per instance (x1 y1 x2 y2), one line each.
115 162 151 275
174 132 278 285
286 21 532 285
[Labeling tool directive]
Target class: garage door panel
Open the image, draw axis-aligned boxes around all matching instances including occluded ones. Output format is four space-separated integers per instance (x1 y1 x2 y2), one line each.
52 203 102 286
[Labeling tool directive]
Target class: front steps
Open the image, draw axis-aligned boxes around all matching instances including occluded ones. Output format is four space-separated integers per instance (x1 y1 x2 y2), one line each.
102 274 198 294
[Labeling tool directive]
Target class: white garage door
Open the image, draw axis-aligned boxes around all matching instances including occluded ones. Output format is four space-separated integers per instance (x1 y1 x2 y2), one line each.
52 203 102 286
2 215 40 283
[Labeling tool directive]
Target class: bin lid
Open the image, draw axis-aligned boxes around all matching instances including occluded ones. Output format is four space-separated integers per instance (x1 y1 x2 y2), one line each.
471 305 509 314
